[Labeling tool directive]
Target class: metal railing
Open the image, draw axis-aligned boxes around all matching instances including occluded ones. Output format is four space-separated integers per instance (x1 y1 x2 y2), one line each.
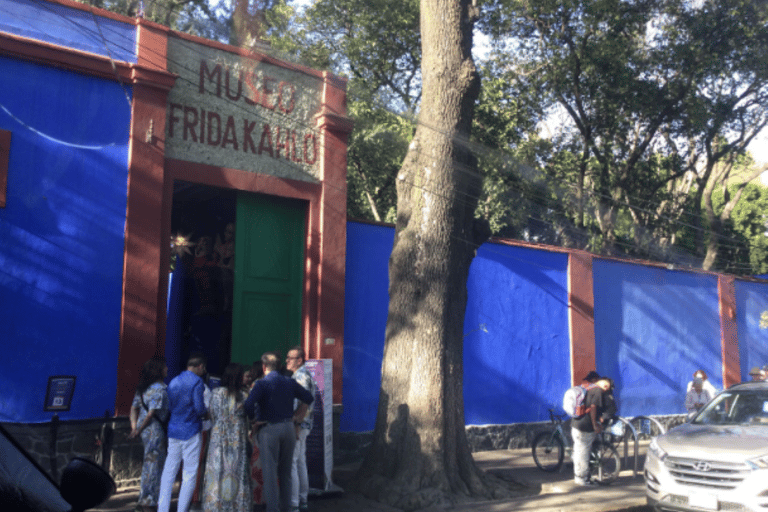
610 415 666 477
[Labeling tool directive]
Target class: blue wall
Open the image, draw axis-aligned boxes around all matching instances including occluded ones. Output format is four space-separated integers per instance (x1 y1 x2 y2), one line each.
0 55 131 422
341 222 394 432
463 244 570 424
593 261 721 417
736 281 768 377
0 0 136 63
341 223 767 433
341 223 571 431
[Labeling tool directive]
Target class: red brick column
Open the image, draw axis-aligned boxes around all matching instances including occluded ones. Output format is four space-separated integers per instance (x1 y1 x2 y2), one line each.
568 252 596 386
719 275 740 388
313 72 353 404
115 20 176 415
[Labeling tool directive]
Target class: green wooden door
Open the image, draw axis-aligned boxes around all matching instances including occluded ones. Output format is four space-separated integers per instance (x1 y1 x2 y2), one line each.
230 192 306 366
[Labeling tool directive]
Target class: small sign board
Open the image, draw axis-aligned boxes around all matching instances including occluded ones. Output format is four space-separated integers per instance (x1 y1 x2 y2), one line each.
305 359 334 493
44 376 76 412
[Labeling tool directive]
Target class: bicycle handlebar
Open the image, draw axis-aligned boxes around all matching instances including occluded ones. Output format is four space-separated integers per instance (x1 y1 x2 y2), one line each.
548 408 568 424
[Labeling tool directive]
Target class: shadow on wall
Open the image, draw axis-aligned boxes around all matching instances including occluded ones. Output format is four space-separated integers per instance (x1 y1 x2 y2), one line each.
595 262 722 417
0 61 130 423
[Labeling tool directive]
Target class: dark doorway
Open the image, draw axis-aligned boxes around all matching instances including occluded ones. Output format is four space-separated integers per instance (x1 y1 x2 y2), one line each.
168 181 236 379
166 182 308 381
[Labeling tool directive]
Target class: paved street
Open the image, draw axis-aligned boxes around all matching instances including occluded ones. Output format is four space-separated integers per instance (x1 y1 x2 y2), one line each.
94 442 650 512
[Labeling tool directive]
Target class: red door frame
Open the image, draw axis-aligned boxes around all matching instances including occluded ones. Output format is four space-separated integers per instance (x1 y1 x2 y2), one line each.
115 23 351 415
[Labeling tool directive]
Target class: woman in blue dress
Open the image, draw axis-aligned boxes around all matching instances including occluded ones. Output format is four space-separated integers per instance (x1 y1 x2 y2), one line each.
129 358 169 512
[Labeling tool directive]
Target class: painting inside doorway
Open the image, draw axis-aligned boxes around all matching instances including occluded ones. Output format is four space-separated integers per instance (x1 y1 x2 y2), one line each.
167 181 236 379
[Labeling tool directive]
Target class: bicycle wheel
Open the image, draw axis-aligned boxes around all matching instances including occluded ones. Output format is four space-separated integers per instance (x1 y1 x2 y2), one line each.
589 440 621 484
532 431 565 472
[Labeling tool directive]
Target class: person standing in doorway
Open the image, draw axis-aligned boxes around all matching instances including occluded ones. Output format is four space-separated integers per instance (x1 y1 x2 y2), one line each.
158 353 208 512
244 352 313 512
286 347 316 512
571 377 612 486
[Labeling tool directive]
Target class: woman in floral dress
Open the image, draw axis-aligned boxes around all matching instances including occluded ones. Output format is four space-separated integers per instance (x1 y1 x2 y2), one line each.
203 363 252 512
129 358 169 512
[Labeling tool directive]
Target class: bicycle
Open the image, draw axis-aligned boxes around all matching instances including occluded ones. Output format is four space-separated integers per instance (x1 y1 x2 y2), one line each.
531 409 621 484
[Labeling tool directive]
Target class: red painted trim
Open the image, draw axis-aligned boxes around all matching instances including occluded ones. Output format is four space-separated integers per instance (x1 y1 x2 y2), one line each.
169 31 342 84
115 22 172 416
719 276 740 388
0 130 10 208
490 236 732 278
165 160 321 200
29 0 136 24
163 159 329 388
113 21 350 412
311 75 352 404
568 252 596 386
0 31 132 81
0 31 176 91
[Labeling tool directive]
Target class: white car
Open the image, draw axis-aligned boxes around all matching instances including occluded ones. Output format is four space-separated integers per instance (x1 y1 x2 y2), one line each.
645 381 768 512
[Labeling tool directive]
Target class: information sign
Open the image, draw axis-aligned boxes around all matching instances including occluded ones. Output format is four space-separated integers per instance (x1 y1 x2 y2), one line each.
44 376 76 412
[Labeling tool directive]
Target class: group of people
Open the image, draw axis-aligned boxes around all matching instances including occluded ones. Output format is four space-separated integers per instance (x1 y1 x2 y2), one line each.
683 365 768 414
568 371 617 486
129 347 316 512
748 365 768 382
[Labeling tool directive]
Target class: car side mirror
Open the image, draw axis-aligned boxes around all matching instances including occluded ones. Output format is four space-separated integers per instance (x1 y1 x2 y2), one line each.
59 457 116 512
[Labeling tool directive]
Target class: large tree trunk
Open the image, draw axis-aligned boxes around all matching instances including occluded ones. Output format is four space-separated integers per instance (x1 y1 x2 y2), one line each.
354 0 519 509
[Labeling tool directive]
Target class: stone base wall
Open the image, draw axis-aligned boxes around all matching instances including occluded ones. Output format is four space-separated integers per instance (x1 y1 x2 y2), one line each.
337 414 689 466
4 413 689 491
2 417 142 490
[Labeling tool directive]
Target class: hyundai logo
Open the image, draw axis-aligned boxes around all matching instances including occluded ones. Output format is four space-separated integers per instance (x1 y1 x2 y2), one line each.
693 461 712 472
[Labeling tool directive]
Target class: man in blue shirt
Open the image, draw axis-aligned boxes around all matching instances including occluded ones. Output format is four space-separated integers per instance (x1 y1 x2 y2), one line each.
245 352 313 512
158 353 208 512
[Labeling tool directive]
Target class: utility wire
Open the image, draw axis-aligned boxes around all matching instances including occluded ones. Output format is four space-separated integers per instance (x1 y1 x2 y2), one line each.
5 0 767 275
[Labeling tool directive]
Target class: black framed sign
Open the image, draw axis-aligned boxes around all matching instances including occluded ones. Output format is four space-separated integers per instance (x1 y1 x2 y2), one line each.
44 376 76 412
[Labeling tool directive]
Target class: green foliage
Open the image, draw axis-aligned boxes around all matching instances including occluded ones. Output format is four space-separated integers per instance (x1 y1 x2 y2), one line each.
346 101 413 222
711 183 768 275
76 0 213 31
476 0 768 269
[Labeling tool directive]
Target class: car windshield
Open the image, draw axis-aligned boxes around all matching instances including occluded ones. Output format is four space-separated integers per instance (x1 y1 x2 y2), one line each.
693 390 768 425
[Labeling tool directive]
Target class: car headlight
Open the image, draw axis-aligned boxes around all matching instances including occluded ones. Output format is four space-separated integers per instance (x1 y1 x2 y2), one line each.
747 454 768 469
648 437 667 462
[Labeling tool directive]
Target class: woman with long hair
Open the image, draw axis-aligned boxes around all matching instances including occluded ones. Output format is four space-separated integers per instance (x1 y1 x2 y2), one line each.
129 357 169 512
202 363 252 512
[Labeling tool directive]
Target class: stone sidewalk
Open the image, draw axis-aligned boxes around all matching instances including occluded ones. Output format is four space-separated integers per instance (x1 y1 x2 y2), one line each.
93 444 650 512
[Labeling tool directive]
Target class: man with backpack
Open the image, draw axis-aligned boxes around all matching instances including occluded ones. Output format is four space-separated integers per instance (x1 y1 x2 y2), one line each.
563 371 601 419
570 375 612 486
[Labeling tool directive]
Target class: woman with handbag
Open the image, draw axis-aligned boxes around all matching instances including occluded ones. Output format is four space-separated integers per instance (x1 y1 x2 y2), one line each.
129 358 169 512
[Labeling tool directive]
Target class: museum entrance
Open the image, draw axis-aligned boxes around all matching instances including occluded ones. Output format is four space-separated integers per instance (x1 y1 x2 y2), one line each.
167 181 307 379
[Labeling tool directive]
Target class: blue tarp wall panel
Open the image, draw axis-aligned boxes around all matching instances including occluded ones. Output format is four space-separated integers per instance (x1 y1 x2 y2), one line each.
463 244 570 424
0 0 136 63
0 56 131 422
593 260 721 418
341 222 394 432
736 281 768 377
341 223 571 431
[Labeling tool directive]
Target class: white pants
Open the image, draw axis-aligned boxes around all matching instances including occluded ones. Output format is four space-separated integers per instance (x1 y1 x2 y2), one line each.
291 427 310 508
158 433 202 512
571 427 596 483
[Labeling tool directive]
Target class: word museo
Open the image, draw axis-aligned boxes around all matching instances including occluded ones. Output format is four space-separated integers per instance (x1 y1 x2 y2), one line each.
167 60 318 165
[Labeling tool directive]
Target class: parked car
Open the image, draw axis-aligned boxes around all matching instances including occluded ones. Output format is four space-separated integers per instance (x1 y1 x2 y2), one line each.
645 381 768 512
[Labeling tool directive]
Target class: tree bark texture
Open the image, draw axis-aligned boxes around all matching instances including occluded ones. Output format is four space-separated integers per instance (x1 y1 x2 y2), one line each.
355 0 518 509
